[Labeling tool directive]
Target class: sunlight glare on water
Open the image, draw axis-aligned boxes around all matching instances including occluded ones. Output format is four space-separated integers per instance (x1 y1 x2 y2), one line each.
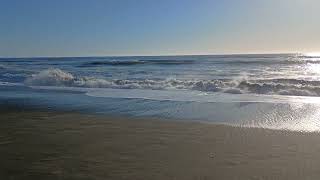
305 52 320 57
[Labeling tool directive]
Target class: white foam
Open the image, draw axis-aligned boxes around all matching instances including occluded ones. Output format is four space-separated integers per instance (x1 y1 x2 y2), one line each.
25 68 75 86
24 68 320 98
0 81 24 86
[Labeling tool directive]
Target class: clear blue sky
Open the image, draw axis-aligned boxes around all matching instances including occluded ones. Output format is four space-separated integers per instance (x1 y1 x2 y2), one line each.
0 0 319 57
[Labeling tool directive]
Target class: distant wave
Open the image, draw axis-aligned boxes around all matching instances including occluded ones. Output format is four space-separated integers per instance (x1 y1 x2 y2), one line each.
81 59 320 67
2 73 26 78
81 59 196 66
211 59 320 65
0 64 6 69
24 68 320 97
85 60 143 66
0 81 23 86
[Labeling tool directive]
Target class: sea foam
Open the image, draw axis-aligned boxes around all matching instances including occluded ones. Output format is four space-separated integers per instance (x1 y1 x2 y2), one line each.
24 68 320 97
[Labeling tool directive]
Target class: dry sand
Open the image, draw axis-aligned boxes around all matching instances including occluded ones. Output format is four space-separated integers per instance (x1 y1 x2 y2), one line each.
1 109 320 180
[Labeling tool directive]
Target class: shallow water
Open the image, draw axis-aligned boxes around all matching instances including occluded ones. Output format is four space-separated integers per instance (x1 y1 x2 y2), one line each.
2 54 320 131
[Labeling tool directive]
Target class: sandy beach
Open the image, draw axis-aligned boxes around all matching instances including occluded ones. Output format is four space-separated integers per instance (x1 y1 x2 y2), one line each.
0 108 319 180
3 0 320 179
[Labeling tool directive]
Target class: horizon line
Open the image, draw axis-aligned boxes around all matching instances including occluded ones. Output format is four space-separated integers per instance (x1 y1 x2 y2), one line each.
0 52 303 59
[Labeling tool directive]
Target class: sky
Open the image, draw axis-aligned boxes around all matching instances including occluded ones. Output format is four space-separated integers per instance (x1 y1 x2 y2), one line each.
0 0 320 57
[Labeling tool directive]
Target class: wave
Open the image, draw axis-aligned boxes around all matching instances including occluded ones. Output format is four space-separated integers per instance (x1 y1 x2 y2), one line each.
82 59 320 67
2 73 26 78
0 81 23 86
209 59 320 65
24 68 320 97
85 60 144 66
81 59 195 66
0 64 6 69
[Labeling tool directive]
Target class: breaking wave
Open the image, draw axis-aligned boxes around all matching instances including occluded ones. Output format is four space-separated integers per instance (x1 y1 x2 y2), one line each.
25 68 320 97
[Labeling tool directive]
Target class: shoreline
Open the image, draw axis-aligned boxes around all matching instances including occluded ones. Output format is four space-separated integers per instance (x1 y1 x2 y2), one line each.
1 108 320 179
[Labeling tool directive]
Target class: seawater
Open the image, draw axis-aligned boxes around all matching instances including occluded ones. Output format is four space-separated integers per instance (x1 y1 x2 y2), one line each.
2 54 320 131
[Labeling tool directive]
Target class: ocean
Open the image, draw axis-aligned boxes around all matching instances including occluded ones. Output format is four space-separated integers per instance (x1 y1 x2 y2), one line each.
1 54 320 131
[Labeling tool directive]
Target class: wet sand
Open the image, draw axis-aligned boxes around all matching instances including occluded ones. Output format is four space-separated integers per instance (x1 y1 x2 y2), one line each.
1 109 320 180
